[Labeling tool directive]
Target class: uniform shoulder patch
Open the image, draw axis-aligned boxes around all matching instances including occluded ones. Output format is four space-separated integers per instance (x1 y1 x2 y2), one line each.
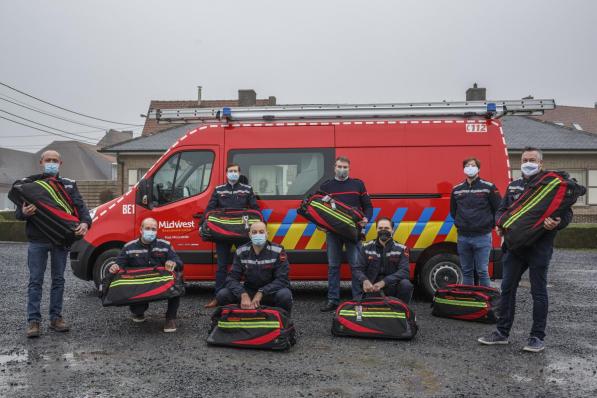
236 243 251 255
157 238 171 246
123 239 138 247
239 183 252 188
61 177 76 183
479 179 494 187
268 243 283 253
215 184 227 189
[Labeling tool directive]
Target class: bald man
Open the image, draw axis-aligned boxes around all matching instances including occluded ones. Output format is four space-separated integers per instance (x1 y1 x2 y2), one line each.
216 221 293 313
15 150 92 338
109 218 183 332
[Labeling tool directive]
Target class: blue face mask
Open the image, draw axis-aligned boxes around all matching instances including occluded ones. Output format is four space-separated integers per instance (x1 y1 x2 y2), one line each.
227 171 239 183
44 162 59 176
250 233 267 247
142 229 157 242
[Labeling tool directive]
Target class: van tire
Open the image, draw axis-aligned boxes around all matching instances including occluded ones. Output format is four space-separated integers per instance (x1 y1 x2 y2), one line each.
419 253 462 299
92 248 121 289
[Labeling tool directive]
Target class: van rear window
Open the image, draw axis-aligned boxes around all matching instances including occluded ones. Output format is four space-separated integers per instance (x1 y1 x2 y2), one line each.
230 149 333 199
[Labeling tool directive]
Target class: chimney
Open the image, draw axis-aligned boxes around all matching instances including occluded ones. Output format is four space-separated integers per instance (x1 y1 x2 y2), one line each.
238 89 257 106
197 86 202 105
466 83 486 101
268 96 277 106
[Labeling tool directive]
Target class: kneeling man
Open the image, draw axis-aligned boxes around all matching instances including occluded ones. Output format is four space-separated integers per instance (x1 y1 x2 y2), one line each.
352 217 414 303
216 221 293 313
109 217 183 332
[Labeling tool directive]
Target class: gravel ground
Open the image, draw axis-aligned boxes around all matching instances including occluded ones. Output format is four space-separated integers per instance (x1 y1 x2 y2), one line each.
0 242 595 398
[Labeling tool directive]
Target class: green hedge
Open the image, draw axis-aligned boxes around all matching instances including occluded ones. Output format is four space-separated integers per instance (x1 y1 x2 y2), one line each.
0 221 27 242
0 210 16 220
554 224 597 249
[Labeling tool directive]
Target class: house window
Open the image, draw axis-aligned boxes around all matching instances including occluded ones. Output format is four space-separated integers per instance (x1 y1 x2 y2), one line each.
588 170 597 205
566 170 586 205
128 168 149 188
111 163 118 181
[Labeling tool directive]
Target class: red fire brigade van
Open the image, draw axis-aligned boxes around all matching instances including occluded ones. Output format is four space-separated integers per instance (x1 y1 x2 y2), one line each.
70 100 555 297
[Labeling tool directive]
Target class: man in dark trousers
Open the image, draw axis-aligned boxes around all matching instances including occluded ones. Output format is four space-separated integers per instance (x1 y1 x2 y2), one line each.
478 147 573 353
15 150 91 338
450 157 501 287
203 163 260 308
319 156 373 312
108 217 183 333
352 218 414 303
216 221 293 313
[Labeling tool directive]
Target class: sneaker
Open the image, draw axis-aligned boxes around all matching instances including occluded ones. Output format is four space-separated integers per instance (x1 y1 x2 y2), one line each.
478 330 509 345
204 298 218 309
131 314 146 323
49 317 70 332
523 337 545 353
320 302 338 312
163 319 177 333
27 321 41 338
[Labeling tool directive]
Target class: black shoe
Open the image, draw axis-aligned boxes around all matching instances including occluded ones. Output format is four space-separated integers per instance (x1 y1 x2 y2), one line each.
320 302 338 312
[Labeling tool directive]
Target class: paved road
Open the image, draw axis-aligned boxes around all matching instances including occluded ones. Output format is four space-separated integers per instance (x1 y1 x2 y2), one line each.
0 243 595 397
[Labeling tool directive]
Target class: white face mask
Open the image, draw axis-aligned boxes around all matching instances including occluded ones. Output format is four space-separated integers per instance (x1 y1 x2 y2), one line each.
464 165 479 178
521 162 540 177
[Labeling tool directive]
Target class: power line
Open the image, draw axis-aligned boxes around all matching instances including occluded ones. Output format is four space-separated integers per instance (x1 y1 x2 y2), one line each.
0 94 108 131
0 116 96 144
0 81 144 126
0 109 101 142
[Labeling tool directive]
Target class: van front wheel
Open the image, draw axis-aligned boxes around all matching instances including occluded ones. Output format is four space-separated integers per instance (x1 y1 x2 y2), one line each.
419 253 461 299
92 248 121 289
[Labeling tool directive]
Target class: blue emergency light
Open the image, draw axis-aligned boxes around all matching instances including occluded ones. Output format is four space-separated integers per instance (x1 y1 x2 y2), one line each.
487 103 497 113
222 107 232 119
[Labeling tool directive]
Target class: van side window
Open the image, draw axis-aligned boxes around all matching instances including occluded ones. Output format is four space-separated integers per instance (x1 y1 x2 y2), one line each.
152 151 214 206
230 149 332 198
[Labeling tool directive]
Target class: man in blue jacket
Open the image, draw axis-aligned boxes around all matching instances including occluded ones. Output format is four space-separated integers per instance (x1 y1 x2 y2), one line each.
450 157 501 287
15 150 91 338
352 218 414 303
319 156 373 312
108 217 183 333
216 221 293 313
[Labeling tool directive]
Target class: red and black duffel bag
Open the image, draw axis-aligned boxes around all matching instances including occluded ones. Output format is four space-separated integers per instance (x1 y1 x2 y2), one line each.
297 193 365 242
100 266 185 307
331 294 418 340
200 209 264 244
207 305 296 350
8 177 82 246
497 171 586 251
432 284 500 323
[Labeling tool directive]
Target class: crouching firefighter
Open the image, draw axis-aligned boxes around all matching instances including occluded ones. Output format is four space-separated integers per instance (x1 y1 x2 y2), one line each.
352 217 414 304
108 217 183 333
216 221 293 314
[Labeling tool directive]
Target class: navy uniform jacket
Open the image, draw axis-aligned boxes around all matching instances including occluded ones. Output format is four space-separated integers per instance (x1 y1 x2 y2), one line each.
450 177 501 235
205 182 259 212
115 238 183 271
353 239 410 286
496 171 573 249
15 173 92 244
225 242 290 296
319 178 374 221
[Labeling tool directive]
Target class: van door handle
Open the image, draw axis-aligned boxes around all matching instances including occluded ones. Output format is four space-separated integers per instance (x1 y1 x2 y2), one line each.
192 212 203 219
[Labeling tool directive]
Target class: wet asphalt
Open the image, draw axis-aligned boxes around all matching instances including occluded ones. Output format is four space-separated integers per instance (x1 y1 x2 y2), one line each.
0 242 595 398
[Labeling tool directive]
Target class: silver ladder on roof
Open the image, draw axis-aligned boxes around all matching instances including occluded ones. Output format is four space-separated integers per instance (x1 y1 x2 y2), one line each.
147 99 556 124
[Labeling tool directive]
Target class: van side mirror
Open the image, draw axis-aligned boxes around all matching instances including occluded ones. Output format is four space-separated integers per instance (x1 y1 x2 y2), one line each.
136 178 152 209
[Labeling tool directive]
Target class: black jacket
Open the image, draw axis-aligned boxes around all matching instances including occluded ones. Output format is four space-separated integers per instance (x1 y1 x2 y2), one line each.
205 182 259 213
353 239 410 286
450 177 501 235
496 171 573 246
115 238 183 271
319 177 373 220
225 242 290 296
14 174 92 244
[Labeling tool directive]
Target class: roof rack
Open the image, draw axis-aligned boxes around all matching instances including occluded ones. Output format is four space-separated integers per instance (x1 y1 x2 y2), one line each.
147 99 555 124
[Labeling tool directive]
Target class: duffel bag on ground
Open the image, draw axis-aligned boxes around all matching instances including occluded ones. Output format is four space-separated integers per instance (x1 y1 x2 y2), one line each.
497 171 586 251
100 266 185 307
297 193 365 242
200 209 263 243
331 294 417 340
8 177 81 246
432 284 500 323
207 305 296 350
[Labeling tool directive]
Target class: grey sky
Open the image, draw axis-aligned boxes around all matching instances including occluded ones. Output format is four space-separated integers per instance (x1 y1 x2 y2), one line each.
1 0 596 152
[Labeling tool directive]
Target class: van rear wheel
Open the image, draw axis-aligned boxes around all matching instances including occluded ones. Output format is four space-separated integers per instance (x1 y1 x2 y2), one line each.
92 248 121 289
419 253 461 299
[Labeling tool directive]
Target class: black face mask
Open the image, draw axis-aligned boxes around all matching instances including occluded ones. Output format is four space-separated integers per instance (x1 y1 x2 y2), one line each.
378 230 392 242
